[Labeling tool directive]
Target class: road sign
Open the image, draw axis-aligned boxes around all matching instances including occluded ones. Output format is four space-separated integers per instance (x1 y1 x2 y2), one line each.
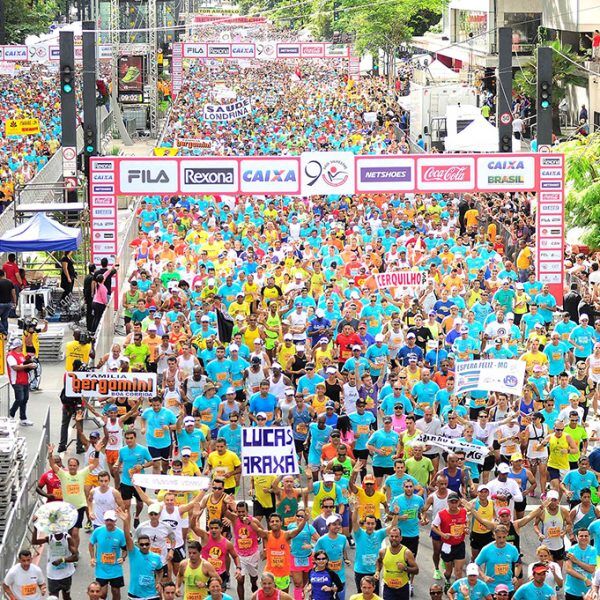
538 145 552 153
64 176 78 190
62 146 77 177
499 112 512 125
5 118 40 136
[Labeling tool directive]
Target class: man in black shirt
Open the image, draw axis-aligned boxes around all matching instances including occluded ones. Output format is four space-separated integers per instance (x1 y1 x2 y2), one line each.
83 264 96 331
0 269 16 335
408 314 434 351
563 283 582 323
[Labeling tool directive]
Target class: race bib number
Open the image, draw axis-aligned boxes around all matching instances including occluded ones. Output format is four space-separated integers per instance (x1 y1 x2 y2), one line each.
387 577 403 588
329 559 342 571
154 428 165 438
450 524 464 537
494 564 509 576
357 425 370 435
505 444 517 455
53 487 63 500
475 398 486 407
547 526 561 538
66 483 80 496
187 593 203 600
21 584 38 596
101 552 116 564
270 551 285 568
296 423 308 435
166 397 179 407
370 319 378 327
238 538 253 550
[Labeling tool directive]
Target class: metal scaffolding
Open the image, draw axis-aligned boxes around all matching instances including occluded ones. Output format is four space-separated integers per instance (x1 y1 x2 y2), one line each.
148 0 158 136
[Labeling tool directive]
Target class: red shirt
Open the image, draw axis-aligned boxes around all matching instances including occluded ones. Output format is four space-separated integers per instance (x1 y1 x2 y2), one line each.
6 350 29 385
2 261 19 286
38 470 63 501
436 508 467 545
336 332 362 362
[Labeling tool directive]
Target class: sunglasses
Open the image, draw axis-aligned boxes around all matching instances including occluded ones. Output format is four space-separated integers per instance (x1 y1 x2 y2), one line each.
138 542 150 547
213 486 224 490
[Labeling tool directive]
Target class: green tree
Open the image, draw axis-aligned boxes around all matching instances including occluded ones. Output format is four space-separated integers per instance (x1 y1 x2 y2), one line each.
557 133 600 248
514 40 587 135
4 0 59 44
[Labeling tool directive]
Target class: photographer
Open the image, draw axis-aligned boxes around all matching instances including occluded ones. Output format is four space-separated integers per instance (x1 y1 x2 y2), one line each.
21 317 48 357
7 337 36 425
65 329 93 372
58 359 86 454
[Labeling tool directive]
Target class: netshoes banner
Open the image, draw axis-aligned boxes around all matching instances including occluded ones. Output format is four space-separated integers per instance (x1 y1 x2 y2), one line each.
203 98 252 121
66 371 157 398
242 426 299 476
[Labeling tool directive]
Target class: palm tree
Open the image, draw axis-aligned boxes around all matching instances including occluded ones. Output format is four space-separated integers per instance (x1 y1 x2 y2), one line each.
514 40 587 135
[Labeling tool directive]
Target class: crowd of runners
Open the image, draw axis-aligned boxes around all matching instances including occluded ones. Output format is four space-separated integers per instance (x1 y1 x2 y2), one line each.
5 19 600 600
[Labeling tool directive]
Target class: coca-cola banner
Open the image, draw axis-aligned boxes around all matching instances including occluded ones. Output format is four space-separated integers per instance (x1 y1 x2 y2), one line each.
417 156 476 191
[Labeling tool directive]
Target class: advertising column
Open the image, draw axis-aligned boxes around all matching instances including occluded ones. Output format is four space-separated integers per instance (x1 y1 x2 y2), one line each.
536 155 565 303
171 42 183 96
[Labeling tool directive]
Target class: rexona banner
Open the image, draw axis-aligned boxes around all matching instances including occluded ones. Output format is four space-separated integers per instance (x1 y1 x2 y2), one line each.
203 98 252 121
242 426 299 476
66 371 157 398
454 360 526 396
374 271 425 289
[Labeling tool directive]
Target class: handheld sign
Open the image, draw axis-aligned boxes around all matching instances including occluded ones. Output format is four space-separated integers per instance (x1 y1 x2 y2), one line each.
242 426 299 476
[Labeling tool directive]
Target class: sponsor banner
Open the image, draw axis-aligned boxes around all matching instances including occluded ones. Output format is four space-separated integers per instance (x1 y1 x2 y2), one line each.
416 156 475 191
171 43 183 96
203 98 252 121
301 151 355 196
539 250 562 261
538 226 563 238
276 43 301 58
183 43 208 58
65 371 157 398
301 43 325 58
416 433 489 465
92 241 117 253
5 118 40 136
179 158 239 194
118 55 144 94
207 43 231 58
242 427 299 476
118 159 179 194
92 184 114 194
540 155 563 167
93 230 116 241
91 160 115 171
538 262 562 273
476 156 536 190
455 360 526 396
231 43 256 58
132 474 210 491
540 168 563 179
539 238 562 249
324 43 349 57
239 157 301 194
98 45 112 60
28 45 49 63
355 157 415 192
539 273 562 284
91 219 117 230
92 207 116 218
3 45 27 61
539 215 564 226
540 180 563 190
374 271 425 289
539 203 562 214
90 197 116 207
91 172 114 183
255 42 276 60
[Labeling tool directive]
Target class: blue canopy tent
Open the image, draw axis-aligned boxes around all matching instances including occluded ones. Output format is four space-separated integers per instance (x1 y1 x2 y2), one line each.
0 212 82 252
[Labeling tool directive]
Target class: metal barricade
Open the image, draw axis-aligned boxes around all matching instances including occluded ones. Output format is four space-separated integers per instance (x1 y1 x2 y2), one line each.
0 380 11 417
0 406 50 582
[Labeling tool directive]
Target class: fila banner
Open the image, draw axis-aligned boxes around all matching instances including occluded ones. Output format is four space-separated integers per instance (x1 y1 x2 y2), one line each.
242 426 299 476
454 360 526 396
203 98 252 121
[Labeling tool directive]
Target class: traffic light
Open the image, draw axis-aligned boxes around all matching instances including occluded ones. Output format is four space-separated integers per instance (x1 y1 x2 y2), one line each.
83 125 96 155
500 134 511 153
539 80 551 109
61 64 74 94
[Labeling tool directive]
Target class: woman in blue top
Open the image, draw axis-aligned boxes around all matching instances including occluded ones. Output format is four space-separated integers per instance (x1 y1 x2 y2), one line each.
207 576 235 600
306 550 344 600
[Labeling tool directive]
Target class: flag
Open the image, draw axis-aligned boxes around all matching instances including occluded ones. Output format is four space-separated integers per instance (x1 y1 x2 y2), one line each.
216 308 234 343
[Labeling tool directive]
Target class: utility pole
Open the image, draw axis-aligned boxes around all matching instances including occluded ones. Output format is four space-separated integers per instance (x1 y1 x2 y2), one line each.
82 21 98 176
59 31 78 203
497 27 513 152
0 0 6 45
537 46 553 147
